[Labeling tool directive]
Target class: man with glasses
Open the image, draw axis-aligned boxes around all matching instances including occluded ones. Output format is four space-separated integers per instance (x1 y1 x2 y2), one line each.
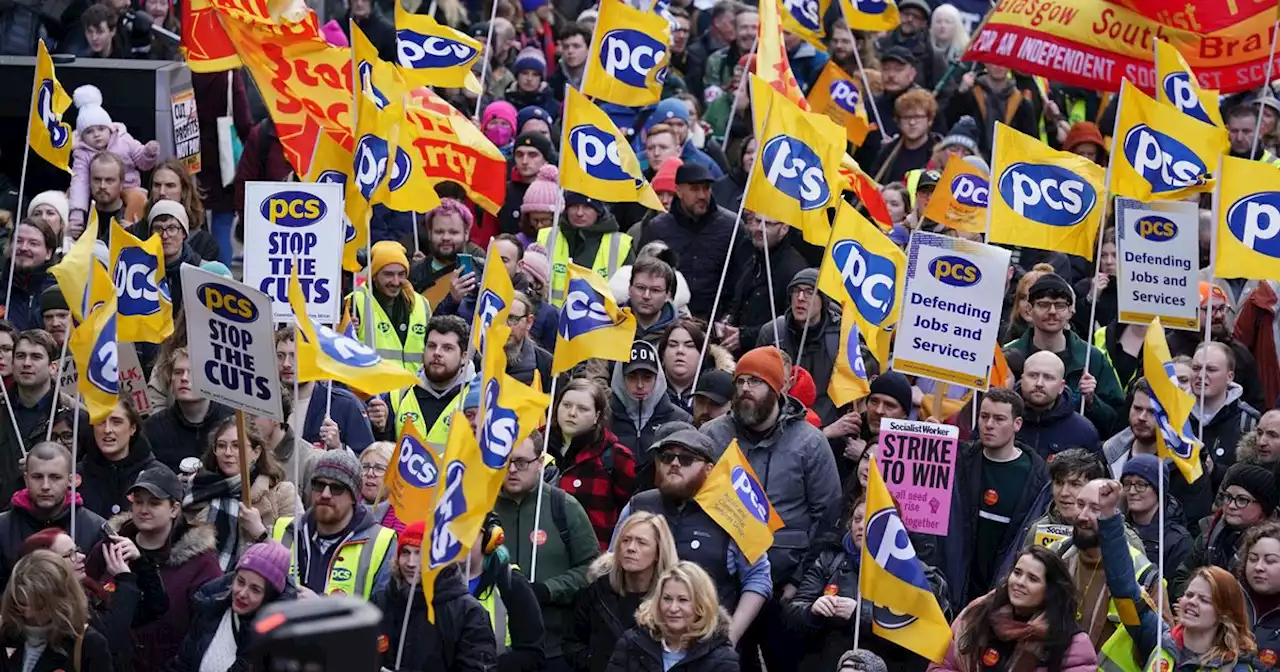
1015 351 1101 458
869 76 942 185
701 346 839 672
1006 272 1125 438
758 269 840 424
494 428 598 672
1173 463 1277 597
1120 455 1190 582
614 429 772 644
627 257 679 345
148 199 201 314
504 291 552 392
269 449 396 599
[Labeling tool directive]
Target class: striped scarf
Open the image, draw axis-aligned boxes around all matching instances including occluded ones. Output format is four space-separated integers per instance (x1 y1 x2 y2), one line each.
184 471 247 570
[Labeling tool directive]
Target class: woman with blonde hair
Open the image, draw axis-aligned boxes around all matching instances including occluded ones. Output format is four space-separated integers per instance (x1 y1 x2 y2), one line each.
566 512 679 672
0 550 115 671
1002 263 1058 342
1153 565 1259 672
607 561 739 672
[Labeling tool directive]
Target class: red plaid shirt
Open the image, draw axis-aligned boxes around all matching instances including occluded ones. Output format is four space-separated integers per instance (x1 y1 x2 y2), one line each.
555 429 637 549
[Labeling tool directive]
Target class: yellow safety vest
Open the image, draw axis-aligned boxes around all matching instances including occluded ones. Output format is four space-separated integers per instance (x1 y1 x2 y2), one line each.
270 517 397 599
1096 545 1162 672
536 226 632 306
346 286 430 374
1262 150 1280 167
391 385 464 454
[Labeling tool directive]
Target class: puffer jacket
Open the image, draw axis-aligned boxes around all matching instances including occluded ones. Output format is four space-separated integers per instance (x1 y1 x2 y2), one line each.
605 621 739 672
637 195 751 321
609 341 692 465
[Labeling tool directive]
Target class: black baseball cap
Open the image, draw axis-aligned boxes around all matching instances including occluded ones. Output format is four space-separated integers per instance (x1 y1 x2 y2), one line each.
675 163 716 185
882 46 918 68
917 169 943 190
693 370 734 405
623 341 660 376
129 464 184 501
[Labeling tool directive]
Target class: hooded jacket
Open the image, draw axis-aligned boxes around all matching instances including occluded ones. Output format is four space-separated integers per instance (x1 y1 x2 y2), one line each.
0 489 108 589
68 122 160 226
375 359 479 442
371 565 497 672
143 401 235 471
701 396 841 586
0 260 56 332
169 572 299 672
1005 327 1127 438
282 504 392 596
1104 428 1215 525
1015 391 1102 459
638 196 750 320
1189 382 1261 492
0 390 81 508
726 236 810 354
566 563 645 672
630 302 679 346
605 618 739 672
553 207 634 271
609 342 692 461
757 307 842 425
77 429 161 519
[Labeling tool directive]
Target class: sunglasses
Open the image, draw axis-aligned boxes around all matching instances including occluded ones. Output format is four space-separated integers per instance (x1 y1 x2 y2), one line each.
657 451 704 467
311 479 351 497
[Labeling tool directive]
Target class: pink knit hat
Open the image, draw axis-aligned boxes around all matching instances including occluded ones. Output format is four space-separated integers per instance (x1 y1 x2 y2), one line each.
521 165 561 216
520 244 551 286
482 101 518 130
320 20 349 47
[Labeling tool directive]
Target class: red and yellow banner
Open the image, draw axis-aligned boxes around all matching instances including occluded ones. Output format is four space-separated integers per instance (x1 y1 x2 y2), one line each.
402 89 507 215
964 0 1280 94
1105 0 1276 34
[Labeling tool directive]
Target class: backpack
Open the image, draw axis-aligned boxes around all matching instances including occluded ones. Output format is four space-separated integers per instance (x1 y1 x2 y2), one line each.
547 486 573 551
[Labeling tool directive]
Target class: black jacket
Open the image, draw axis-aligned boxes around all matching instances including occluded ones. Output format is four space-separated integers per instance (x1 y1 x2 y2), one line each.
565 574 645 672
169 572 298 672
143 402 235 471
1015 392 1102 459
1072 274 1118 339
605 626 739 672
637 196 750 320
0 625 114 672
0 490 108 592
757 310 841 425
1189 385 1261 493
726 238 809 354
475 549 545 672
371 566 497 672
0 391 81 509
710 167 747 214
162 244 202 315
77 431 161 519
0 261 56 332
1246 588 1280 667
1174 511 1247 599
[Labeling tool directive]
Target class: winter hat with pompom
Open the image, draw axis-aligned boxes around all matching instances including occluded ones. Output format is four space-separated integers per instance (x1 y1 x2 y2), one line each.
73 85 113 133
520 244 551 286
521 165 562 216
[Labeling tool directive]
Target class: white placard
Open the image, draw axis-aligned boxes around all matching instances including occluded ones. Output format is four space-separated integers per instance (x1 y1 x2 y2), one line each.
181 264 283 420
242 181 343 323
116 342 153 416
894 231 1012 391
1115 197 1199 331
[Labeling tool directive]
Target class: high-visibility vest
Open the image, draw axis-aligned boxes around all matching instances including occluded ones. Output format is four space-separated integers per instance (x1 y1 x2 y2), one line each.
271 517 397 599
1262 150 1280 167
391 385 463 454
346 287 430 374
1096 545 1162 672
536 226 632 306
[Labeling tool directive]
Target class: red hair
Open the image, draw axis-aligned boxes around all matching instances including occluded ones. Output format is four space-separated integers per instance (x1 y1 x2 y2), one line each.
20 528 111 603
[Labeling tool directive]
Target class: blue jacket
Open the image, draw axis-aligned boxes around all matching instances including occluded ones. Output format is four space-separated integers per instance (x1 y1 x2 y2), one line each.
679 139 723 178
786 41 829 93
1 263 55 332
1015 392 1102 459
1095 513 1161 664
370 204 416 248
302 382 376 453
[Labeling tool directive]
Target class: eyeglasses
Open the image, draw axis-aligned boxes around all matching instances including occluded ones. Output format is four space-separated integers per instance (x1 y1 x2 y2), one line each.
657 451 704 467
361 464 386 476
631 283 668 297
735 375 767 390
52 430 74 443
311 479 351 497
506 312 529 325
59 546 83 561
507 457 538 471
790 286 815 298
1033 299 1071 312
151 223 185 238
1121 480 1151 494
1224 493 1258 509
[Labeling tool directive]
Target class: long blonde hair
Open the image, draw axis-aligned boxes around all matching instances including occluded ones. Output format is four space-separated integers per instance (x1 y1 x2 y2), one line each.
604 512 679 595
0 550 89 653
635 562 725 649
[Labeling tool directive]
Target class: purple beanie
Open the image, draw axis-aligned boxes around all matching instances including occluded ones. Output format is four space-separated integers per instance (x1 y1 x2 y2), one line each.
237 540 291 594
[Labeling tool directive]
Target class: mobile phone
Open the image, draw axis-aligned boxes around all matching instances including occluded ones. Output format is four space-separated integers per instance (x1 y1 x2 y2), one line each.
457 253 475 277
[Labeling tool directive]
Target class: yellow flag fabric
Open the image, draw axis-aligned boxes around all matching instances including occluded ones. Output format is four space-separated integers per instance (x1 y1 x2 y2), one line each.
69 295 119 425
757 0 810 109
472 244 515 356
348 23 404 253
1216 154 1280 281
385 420 440 523
29 41 72 173
860 456 952 662
745 75 842 247
1154 40 1225 128
817 203 905 365
473 322 550 512
829 301 872 407
393 3 483 89
806 61 871 146
923 154 988 233
1143 318 1204 483
287 271 420 395
1110 80 1226 201
779 0 832 51
552 263 638 375
50 214 112 323
421 413 485 622
108 221 174 343
692 440 784 564
561 87 664 211
401 88 505 215
305 130 363 273
839 0 900 32
581 0 671 107
988 123 1106 260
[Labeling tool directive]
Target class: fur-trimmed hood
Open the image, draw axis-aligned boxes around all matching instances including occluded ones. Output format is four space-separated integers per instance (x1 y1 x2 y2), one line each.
707 343 735 373
108 511 217 567
1236 427 1277 467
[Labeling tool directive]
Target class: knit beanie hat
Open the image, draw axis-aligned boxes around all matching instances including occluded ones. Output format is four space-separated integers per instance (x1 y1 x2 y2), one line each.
520 244 551 286
1121 453 1166 490
371 240 410 276
41 284 68 312
735 346 787 396
839 649 889 672
1223 463 1279 515
521 165 562 216
73 85 113 133
463 374 483 410
938 115 980 154
963 154 991 175
312 449 362 498
564 191 605 215
237 540 291 594
517 106 554 134
1063 121 1105 154
651 157 683 194
787 267 819 294
399 520 427 549
148 199 190 233
1027 272 1074 304
513 46 547 78
790 366 817 407
320 19 349 47
652 98 691 126
482 100 518 131
514 131 556 163
27 191 70 226
869 370 912 413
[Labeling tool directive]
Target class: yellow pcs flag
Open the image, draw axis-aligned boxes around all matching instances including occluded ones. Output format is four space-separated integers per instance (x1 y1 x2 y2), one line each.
29 41 72 173
757 0 810 109
472 244 515 355
779 0 832 51
552 263 637 375
385 420 440 523
817 202 905 365
1143 318 1204 483
1154 40 1224 128
582 0 671 107
306 130 363 273
393 3 483 89
860 457 951 662
829 301 872 407
561 87 664 211
287 270 420 395
1216 155 1280 281
923 154 989 233
988 123 1105 260
806 61 870 146
746 74 842 247
692 440 784 564
347 23 404 248
473 322 550 509
840 0 899 31
108 221 174 343
69 295 119 425
1110 79 1226 202
50 213 113 323
420 413 484 622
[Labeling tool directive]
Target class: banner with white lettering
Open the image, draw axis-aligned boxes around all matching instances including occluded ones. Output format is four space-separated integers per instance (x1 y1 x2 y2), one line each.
895 232 1011 390
1115 197 1199 331
181 264 283 420
243 181 343 323
877 418 960 536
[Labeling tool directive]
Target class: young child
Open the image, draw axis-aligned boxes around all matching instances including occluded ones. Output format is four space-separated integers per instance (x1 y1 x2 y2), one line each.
67 84 161 230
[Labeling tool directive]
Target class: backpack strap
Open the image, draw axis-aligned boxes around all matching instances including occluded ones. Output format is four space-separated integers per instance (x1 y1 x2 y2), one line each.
549 487 571 551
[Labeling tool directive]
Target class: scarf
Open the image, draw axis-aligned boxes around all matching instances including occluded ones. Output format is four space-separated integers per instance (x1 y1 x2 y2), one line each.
184 470 250 570
984 605 1050 672
199 610 239 672
21 626 48 672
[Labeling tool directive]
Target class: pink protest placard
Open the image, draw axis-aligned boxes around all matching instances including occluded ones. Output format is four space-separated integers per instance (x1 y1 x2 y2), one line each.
876 418 959 536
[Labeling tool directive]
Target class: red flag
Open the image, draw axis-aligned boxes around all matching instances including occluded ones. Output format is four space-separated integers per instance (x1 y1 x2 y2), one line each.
853 172 893 232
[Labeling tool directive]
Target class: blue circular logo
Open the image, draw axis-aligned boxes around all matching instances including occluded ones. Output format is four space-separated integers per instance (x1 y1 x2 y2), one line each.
759 135 830 211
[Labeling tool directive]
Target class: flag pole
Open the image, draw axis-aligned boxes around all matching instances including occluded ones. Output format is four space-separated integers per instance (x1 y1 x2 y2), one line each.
394 573 417 668
46 241 92 443
1157 453 1165 637
839 10 887 137
472 0 503 121
69 386 81 541
1251 19 1280 160
760 215 780 350
1079 82 1124 414
236 409 253 507
4 66 38 318
1199 155 1222 442
529 375 560 582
